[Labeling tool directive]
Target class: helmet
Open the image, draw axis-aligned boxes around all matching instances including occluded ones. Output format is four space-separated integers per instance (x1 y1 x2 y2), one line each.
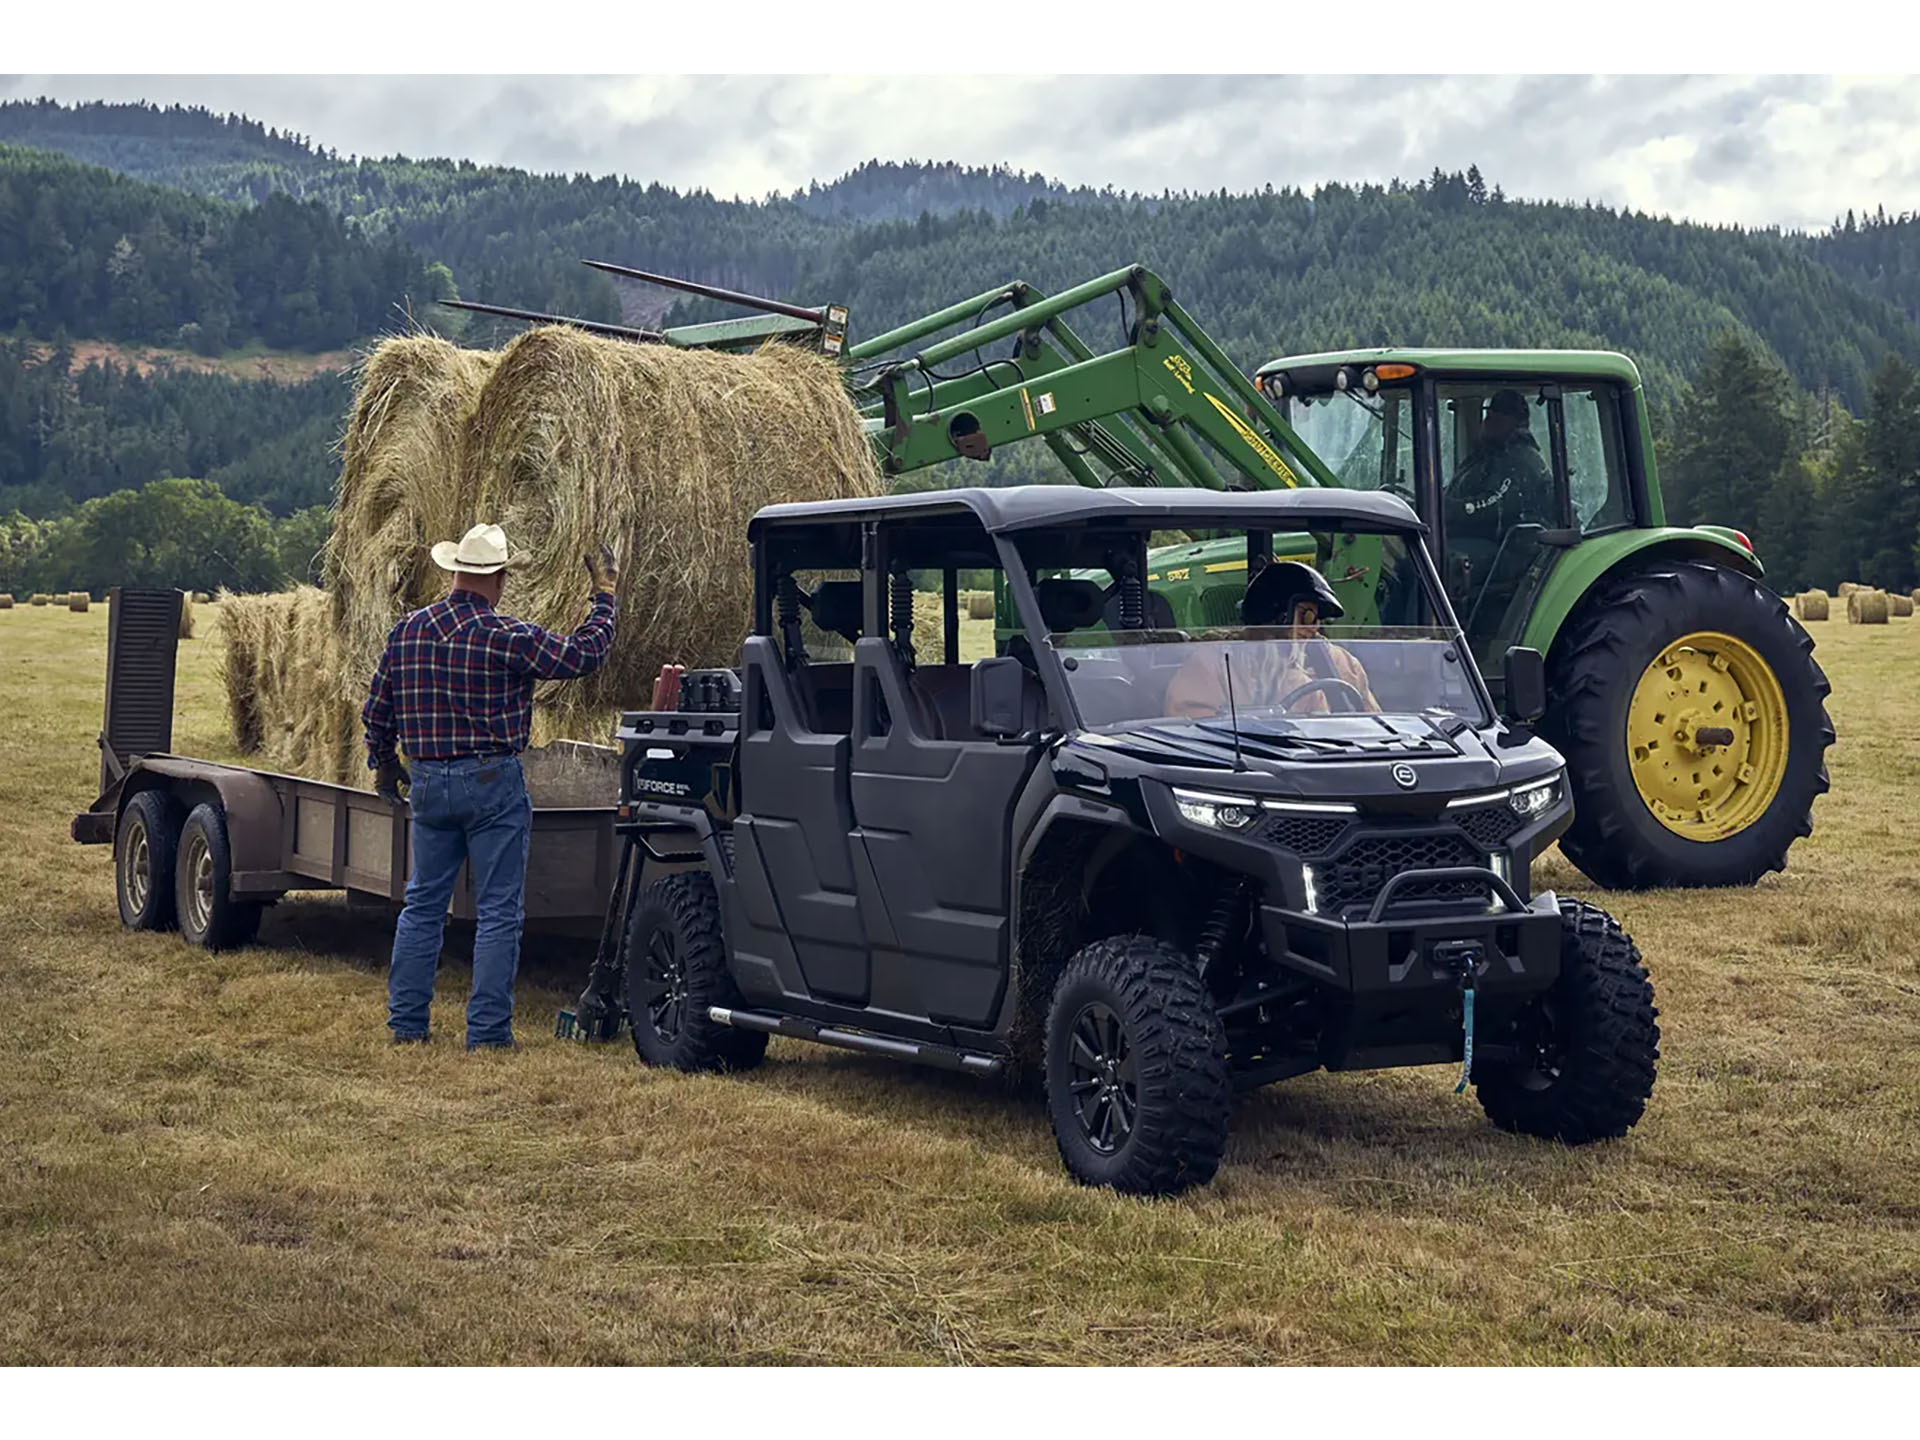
1242 560 1343 627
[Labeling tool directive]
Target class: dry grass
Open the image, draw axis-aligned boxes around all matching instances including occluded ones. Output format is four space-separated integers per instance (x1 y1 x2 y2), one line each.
2 606 1918 1364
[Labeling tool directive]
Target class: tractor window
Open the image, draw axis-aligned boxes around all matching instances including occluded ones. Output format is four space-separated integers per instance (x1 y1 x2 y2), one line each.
1563 387 1632 531
1284 389 1415 502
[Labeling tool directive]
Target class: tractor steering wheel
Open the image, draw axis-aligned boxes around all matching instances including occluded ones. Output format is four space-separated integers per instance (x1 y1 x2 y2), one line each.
1277 676 1368 714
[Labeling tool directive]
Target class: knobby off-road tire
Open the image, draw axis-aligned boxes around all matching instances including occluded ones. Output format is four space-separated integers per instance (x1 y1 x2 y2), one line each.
1044 935 1231 1196
175 803 263 950
1545 561 1833 889
116 789 183 931
1475 898 1659 1144
624 872 767 1073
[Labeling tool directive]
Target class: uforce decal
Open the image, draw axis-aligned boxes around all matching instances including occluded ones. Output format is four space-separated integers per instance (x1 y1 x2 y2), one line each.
633 776 693 798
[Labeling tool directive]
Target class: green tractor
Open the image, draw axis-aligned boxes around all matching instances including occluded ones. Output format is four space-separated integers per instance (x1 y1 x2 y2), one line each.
459 262 1834 890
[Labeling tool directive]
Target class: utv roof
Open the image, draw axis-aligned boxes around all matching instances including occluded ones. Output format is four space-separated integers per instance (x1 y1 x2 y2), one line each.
1254 348 1644 391
750 485 1422 538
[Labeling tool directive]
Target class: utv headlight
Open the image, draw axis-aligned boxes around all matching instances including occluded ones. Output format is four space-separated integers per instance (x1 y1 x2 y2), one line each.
1508 774 1563 820
1173 787 1261 832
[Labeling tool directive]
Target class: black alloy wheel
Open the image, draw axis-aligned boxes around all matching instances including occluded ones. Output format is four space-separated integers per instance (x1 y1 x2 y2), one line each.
1065 1000 1138 1155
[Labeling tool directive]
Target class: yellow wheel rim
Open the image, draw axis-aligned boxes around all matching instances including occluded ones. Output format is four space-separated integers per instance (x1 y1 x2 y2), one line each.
1626 631 1789 842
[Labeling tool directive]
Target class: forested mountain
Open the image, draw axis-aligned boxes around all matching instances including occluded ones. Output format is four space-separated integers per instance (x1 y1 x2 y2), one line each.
0 146 438 351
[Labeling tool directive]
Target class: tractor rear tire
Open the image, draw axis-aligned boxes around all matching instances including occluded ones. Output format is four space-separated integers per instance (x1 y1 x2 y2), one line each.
624 872 767 1073
1545 561 1832 889
1475 898 1659 1143
1043 935 1231 1196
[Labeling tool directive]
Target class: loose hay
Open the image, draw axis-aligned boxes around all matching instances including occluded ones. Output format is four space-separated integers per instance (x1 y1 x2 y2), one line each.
218 588 361 784
1795 589 1830 622
1847 588 1890 624
67 592 89 612
1892 593 1915 618
465 326 883 735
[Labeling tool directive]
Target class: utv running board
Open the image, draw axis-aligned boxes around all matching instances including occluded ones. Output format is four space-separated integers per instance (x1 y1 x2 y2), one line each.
711 1008 1004 1078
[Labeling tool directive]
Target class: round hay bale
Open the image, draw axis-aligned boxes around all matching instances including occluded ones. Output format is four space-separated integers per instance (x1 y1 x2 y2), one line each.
0 594 13 610
30 593 49 606
1892 593 1915 618
67 592 90 612
1847 588 1890 624
1794 589 1829 622
466 326 884 735
1838 581 1860 597
326 335 500 692
966 590 996 621
179 591 196 640
194 591 212 605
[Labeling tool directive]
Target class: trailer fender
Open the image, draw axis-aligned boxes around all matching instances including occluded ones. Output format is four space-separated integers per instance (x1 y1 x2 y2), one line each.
111 759 287 894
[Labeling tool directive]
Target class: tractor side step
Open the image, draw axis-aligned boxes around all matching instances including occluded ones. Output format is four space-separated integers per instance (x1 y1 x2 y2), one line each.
711 1007 1004 1077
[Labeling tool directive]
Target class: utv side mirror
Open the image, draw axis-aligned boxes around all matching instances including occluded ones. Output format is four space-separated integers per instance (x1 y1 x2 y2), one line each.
971 656 1027 740
1503 646 1547 725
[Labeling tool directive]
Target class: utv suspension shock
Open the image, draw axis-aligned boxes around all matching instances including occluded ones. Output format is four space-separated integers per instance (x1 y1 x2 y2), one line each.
777 573 808 665
890 567 916 668
1195 878 1251 978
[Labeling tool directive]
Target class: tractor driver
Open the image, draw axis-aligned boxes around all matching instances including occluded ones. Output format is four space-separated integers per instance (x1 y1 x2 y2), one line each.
1165 561 1379 719
1447 388 1553 541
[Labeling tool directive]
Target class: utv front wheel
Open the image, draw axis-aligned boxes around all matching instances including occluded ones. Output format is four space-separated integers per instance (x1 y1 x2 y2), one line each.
1044 935 1230 1195
1475 899 1659 1144
624 872 766 1073
1547 561 1833 888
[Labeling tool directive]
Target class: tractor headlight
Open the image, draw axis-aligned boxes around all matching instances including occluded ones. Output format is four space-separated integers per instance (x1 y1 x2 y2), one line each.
1173 787 1261 832
1508 774 1563 819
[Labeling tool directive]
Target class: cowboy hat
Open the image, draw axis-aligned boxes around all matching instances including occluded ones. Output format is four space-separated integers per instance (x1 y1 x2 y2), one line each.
430 522 525 575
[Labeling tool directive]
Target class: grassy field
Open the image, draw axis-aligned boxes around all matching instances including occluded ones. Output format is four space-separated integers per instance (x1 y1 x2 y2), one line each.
2 600 1917 1364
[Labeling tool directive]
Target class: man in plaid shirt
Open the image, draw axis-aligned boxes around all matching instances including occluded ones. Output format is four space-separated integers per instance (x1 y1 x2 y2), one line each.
364 522 619 1049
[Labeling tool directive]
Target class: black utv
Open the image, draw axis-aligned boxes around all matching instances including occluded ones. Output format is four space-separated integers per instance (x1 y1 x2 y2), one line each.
576 487 1659 1196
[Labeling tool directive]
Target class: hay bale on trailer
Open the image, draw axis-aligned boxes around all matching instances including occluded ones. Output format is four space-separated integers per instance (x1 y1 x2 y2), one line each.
67 592 89 612
1794 590 1829 622
325 335 500 693
218 588 361 783
1891 592 1915 618
1846 588 1890 624
462 326 884 736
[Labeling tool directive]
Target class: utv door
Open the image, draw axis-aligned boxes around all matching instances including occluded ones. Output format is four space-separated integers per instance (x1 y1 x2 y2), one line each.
729 636 870 1006
847 638 1039 1029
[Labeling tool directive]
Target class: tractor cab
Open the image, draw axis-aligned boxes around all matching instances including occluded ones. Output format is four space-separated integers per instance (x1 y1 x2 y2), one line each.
1251 349 1652 688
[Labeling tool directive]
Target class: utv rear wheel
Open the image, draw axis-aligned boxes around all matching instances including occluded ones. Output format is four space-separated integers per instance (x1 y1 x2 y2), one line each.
624 872 766 1073
1546 561 1832 889
1475 898 1659 1144
1044 935 1230 1196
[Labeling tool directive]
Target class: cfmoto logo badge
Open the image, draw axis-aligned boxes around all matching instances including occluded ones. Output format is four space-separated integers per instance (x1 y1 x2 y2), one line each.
1391 763 1418 790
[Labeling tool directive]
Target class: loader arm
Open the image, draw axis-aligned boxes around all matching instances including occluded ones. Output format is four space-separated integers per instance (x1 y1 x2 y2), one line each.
848 265 1339 492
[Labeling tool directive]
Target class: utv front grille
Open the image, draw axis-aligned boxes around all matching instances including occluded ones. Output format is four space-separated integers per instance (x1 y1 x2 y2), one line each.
1258 813 1352 856
1454 800 1524 848
1314 829 1487 919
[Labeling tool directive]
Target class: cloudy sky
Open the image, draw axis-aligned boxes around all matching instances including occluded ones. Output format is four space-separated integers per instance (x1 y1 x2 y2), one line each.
7 74 1918 233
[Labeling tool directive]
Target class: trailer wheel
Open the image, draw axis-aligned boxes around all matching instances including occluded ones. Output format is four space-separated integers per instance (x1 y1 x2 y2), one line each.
624 872 766 1072
116 790 183 931
175 803 263 951
1044 934 1231 1196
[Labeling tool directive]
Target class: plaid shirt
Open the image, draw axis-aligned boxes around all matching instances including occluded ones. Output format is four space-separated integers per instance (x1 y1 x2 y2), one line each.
362 589 618 769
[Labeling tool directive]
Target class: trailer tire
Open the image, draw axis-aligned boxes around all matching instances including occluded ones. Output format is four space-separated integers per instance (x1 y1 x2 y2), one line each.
175 803 263 951
624 872 766 1073
1474 899 1659 1144
1044 934 1231 1196
117 789 183 932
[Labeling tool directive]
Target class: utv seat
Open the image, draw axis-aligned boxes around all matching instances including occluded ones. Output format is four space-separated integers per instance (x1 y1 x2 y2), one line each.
906 664 1047 740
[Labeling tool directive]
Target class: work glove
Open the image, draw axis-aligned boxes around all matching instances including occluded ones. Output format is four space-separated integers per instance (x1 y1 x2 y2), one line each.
376 757 411 804
585 542 620 595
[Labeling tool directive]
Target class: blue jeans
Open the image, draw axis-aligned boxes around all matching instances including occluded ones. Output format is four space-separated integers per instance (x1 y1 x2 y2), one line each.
387 755 533 1046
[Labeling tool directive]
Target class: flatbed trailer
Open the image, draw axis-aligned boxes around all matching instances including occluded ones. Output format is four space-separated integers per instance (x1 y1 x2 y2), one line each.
71 587 622 948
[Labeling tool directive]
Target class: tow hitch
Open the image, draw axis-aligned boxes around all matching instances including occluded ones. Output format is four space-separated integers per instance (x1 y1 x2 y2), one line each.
1430 938 1485 1093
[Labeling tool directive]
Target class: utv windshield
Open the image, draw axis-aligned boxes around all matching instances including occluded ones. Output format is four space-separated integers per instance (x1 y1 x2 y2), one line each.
1051 626 1487 733
1012 518 1489 735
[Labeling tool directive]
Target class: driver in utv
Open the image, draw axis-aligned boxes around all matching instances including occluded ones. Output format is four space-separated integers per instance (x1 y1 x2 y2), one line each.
1165 560 1380 718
